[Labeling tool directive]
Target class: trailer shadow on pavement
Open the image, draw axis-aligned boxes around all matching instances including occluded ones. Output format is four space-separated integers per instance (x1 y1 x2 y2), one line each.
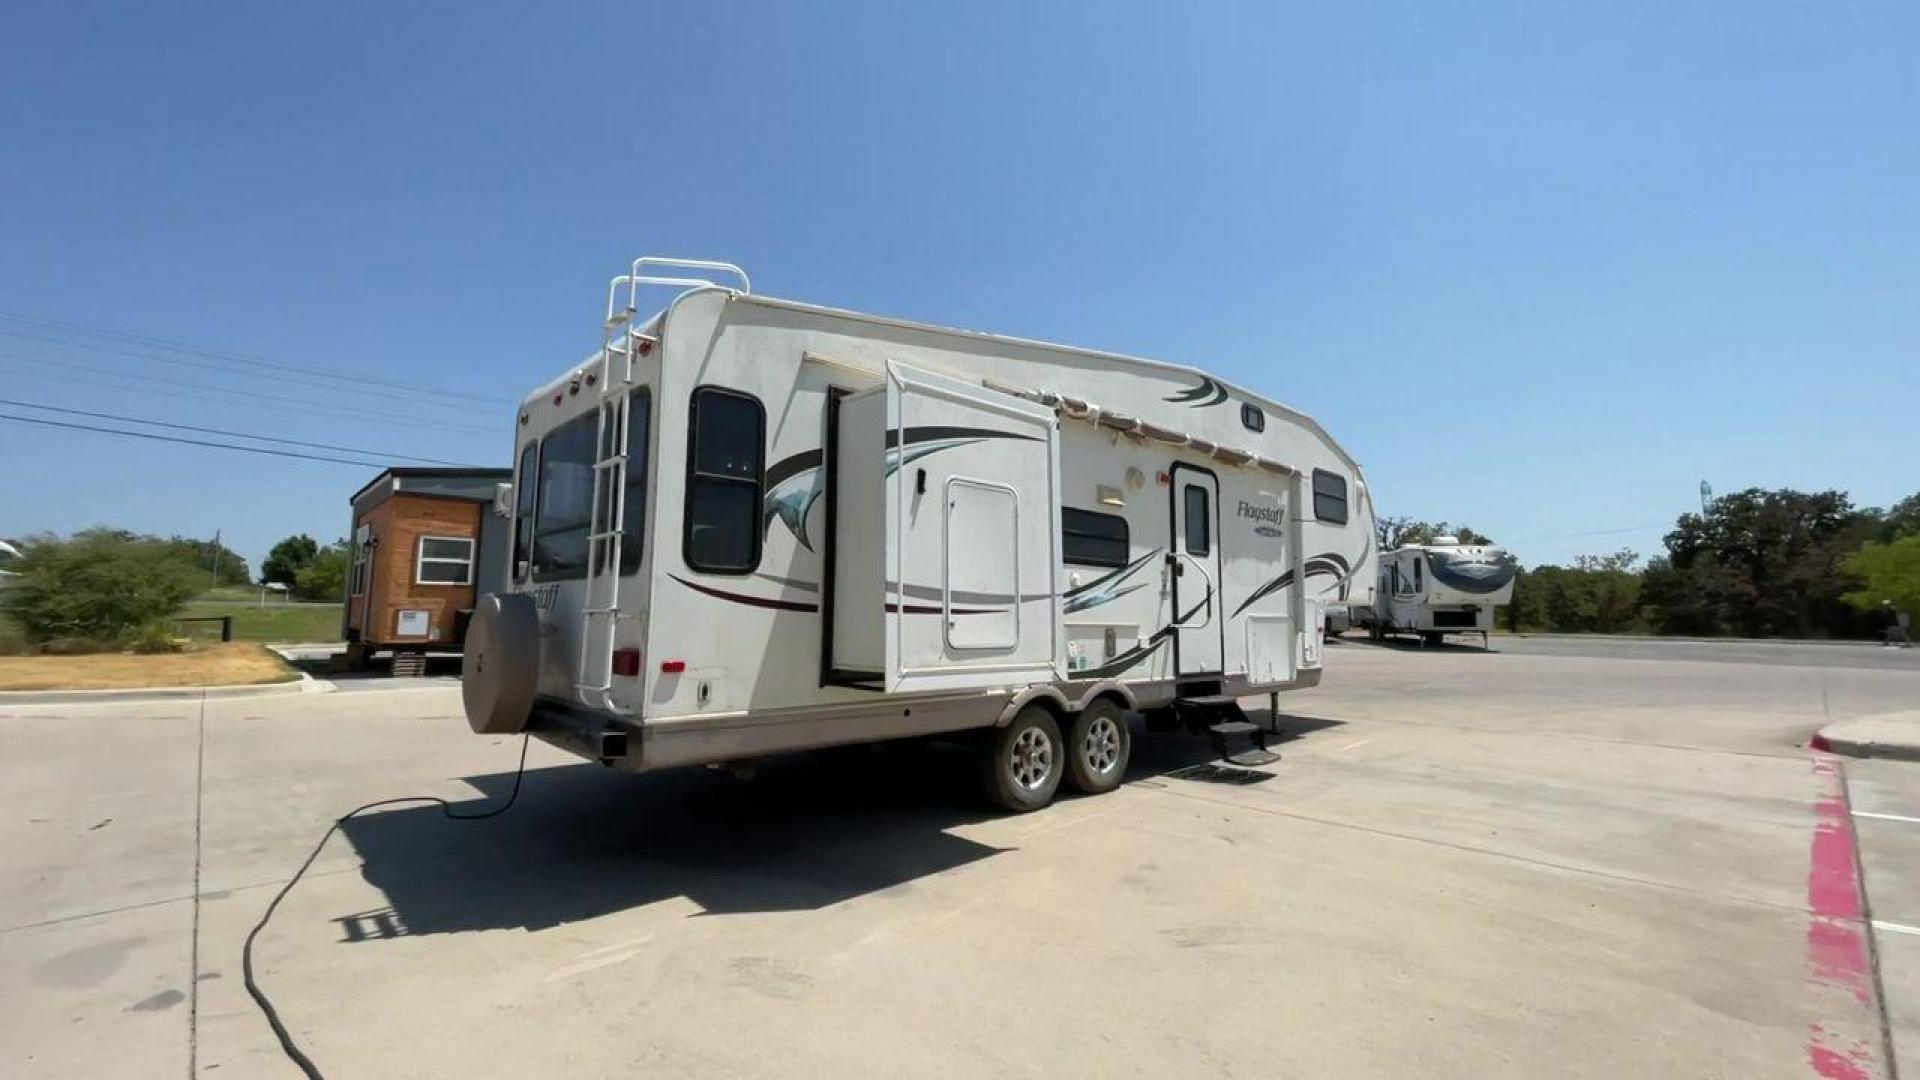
1327 635 1500 655
335 710 1346 943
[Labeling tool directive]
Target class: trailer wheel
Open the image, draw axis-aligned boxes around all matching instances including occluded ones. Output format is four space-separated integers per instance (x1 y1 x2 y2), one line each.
1064 698 1131 796
982 705 1064 813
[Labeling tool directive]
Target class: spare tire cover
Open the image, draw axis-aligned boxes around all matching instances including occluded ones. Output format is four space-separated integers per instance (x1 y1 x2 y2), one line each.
463 592 541 734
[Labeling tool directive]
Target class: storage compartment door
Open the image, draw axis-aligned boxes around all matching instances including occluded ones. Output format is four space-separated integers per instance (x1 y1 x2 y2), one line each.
887 362 1062 693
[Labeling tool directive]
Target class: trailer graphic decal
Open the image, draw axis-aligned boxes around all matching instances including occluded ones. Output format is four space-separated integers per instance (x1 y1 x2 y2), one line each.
669 574 1012 617
1229 552 1353 618
1076 625 1175 678
763 426 1041 551
1162 375 1229 408
1063 549 1161 613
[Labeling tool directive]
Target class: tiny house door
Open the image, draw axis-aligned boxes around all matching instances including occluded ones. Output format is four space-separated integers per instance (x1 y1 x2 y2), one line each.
1169 464 1223 676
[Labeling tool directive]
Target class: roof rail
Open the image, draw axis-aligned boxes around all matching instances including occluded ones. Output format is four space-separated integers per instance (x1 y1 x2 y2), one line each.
603 256 752 330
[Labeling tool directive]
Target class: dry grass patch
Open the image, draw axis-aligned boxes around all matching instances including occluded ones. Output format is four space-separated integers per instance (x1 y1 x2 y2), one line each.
0 643 300 692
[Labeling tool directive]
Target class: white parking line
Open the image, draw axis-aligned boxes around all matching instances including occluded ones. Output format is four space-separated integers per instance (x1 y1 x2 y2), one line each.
1340 739 1373 752
1852 810 1920 825
1873 920 1920 937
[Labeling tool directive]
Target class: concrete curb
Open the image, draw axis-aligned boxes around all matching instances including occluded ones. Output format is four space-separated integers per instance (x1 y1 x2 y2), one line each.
1813 711 1920 763
1503 632 1889 650
0 671 330 706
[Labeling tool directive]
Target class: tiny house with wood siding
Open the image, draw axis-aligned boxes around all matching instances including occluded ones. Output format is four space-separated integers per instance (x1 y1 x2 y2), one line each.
342 467 512 672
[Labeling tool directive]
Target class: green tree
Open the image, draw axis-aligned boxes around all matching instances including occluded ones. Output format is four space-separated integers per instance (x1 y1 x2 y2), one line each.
1 530 202 645
261 534 320 587
165 535 251 586
1651 488 1876 638
1843 536 1920 617
1376 518 1493 550
294 542 349 602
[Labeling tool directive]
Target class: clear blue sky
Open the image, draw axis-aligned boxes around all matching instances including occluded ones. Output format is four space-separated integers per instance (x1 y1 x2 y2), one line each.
2 2 1915 573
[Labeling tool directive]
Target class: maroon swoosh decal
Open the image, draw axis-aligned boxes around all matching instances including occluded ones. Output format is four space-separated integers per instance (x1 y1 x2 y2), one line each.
671 575 1004 616
671 574 818 612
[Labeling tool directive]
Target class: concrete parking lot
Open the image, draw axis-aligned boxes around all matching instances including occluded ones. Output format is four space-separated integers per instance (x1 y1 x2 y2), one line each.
5 640 1918 1079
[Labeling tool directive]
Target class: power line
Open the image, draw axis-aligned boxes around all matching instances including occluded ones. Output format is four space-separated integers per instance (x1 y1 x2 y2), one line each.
0 396 472 466
0 412 391 468
0 326 502 418
0 353 504 436
0 311 510 406
1506 522 1673 545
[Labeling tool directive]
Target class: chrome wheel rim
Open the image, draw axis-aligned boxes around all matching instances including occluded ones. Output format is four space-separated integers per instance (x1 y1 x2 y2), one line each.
1010 727 1054 791
1082 715 1122 775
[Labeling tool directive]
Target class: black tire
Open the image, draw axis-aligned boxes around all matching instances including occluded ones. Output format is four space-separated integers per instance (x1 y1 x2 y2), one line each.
981 705 1065 813
1063 698 1132 795
1421 631 1443 648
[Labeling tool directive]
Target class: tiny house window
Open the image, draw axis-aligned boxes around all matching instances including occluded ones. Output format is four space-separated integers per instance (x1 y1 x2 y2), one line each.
1241 403 1265 432
684 386 764 574
512 442 537 580
416 536 475 585
1183 484 1211 556
1312 469 1349 524
1062 507 1129 568
349 530 370 595
533 411 597 579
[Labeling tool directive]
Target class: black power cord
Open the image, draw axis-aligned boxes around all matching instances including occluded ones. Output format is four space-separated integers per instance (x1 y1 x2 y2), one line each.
242 734 533 1079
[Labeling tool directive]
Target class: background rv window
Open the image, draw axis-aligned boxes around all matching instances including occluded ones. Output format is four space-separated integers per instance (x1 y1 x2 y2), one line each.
533 412 596 579
684 386 764 574
1312 469 1349 524
1062 507 1129 568
512 441 537 580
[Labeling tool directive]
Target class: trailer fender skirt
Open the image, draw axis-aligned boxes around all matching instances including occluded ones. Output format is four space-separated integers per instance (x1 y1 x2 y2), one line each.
463 592 541 735
1069 679 1138 715
995 685 1072 727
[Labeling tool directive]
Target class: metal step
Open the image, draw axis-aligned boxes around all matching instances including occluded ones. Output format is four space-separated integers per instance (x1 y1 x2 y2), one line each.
1179 694 1242 707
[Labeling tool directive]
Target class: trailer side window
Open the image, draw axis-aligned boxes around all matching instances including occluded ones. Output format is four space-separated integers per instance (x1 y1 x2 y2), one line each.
1183 484 1211 557
1062 508 1129 568
684 386 764 574
1413 555 1424 592
533 412 597 580
618 388 652 575
1312 469 1348 524
512 442 537 580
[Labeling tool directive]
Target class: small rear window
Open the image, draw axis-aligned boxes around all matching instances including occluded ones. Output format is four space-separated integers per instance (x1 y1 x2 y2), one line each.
1312 469 1348 524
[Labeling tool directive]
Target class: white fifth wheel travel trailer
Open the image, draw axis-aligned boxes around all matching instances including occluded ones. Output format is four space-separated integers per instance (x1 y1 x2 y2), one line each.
462 257 1377 811
1356 538 1517 648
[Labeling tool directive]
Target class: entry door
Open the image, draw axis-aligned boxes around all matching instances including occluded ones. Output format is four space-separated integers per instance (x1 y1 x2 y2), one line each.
1170 465 1224 676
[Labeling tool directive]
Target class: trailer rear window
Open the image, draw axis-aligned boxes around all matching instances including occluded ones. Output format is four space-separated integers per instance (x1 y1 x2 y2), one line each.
618 388 651 575
1062 508 1129 568
684 386 764 574
1312 469 1348 524
533 411 597 579
512 442 537 580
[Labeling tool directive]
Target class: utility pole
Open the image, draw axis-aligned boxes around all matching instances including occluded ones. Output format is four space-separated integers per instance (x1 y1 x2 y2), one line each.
209 529 222 590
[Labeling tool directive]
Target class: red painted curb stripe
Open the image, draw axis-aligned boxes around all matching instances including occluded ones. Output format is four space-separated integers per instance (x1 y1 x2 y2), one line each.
1804 754 1880 1080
